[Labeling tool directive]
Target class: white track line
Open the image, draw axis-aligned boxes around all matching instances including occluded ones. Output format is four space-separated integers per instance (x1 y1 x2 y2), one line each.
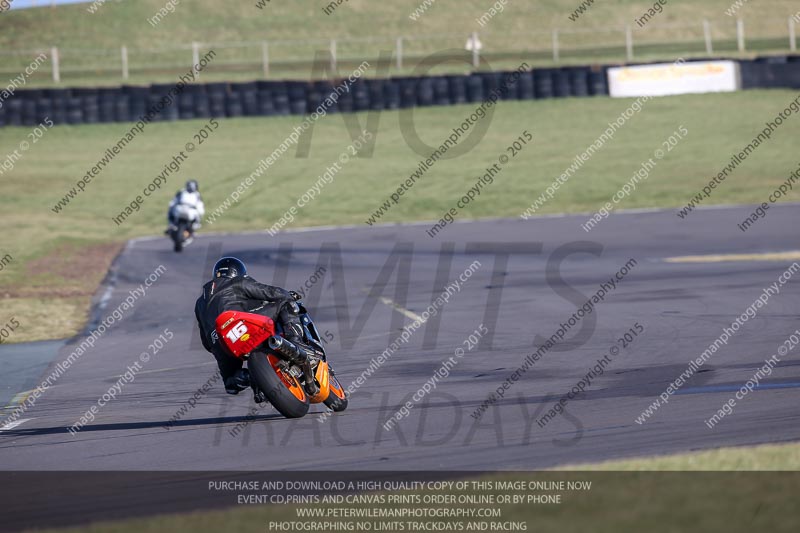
363 287 426 323
0 419 31 432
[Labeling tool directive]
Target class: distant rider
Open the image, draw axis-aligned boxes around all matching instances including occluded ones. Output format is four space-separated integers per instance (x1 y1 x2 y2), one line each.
194 257 309 401
166 179 205 235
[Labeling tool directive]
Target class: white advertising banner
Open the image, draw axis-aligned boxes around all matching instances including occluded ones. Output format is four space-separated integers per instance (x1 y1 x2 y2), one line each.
608 60 741 98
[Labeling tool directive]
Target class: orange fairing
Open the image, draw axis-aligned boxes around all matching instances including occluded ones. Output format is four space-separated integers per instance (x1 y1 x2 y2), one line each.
308 361 331 403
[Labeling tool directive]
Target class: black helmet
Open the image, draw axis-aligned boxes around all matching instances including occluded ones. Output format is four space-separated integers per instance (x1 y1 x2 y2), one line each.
186 179 199 193
213 257 247 279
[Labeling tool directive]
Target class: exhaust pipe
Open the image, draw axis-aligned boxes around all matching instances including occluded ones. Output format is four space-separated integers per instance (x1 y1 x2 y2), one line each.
267 336 319 396
268 336 310 364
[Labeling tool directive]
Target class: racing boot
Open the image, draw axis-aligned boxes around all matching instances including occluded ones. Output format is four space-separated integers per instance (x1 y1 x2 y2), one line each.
252 387 267 404
224 368 250 395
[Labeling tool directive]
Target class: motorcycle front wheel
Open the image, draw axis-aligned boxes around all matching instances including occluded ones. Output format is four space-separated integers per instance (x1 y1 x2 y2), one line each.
323 371 348 412
249 352 310 419
172 221 187 252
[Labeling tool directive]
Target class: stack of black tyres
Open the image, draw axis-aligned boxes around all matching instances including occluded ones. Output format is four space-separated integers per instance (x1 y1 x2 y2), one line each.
66 92 83 125
517 71 535 100
178 83 198 120
124 85 149 123
552 68 571 97
432 76 450 106
206 82 227 118
0 61 639 129
466 74 484 102
367 78 384 110
447 75 468 105
398 77 418 108
588 66 608 96
76 88 98 124
98 89 116 123
271 81 290 115
383 79 401 109
6 99 23 126
287 81 307 114
233 82 259 116
21 90 40 126
568 67 591 97
417 77 434 106
351 79 370 111
534 68 554 99
256 81 276 116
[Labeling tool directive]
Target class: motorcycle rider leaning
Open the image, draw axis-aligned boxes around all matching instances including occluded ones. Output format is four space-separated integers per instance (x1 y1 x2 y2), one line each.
167 179 205 235
195 257 308 401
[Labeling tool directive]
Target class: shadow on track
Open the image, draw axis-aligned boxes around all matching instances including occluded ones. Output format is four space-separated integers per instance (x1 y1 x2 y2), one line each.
0 413 285 438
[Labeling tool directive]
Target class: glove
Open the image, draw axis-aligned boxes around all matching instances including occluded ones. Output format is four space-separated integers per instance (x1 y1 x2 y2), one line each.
289 290 302 301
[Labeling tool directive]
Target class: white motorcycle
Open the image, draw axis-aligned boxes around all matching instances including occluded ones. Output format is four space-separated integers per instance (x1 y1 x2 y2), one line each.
168 204 201 252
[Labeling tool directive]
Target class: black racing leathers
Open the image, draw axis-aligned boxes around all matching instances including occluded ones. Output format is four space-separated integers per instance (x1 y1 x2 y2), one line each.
195 276 303 382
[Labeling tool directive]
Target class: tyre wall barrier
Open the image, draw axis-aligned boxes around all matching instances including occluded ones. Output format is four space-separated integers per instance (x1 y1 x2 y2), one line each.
740 55 800 90
0 55 797 128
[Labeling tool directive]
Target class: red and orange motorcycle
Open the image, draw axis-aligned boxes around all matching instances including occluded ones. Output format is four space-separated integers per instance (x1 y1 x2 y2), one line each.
215 299 348 419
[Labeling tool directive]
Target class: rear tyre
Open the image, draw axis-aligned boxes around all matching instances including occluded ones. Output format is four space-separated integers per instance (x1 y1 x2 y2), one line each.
249 352 310 419
323 371 348 412
173 222 187 252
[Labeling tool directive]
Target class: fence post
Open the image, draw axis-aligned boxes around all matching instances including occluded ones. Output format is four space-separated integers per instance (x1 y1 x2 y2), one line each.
330 39 337 72
261 41 270 77
625 25 634 61
50 46 60 83
471 31 480 68
191 41 200 77
737 19 745 52
552 29 559 62
396 36 403 70
703 20 713 54
790 17 797 52
121 45 129 80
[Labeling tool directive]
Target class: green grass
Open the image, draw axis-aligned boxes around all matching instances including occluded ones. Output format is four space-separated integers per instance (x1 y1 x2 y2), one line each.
35 442 800 533
1 90 799 341
1 0 799 86
559 441 800 470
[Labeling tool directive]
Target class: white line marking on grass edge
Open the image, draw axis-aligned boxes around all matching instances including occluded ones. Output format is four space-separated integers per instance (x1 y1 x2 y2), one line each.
0 419 31 431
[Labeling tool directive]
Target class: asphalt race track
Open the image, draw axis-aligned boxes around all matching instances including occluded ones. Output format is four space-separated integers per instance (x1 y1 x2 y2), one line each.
2 204 800 526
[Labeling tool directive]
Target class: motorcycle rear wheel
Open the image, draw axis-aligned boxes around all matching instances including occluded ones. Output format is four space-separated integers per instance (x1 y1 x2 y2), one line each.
249 352 310 419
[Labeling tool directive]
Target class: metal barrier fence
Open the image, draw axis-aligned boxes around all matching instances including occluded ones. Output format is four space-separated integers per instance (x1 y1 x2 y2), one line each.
1 16 799 85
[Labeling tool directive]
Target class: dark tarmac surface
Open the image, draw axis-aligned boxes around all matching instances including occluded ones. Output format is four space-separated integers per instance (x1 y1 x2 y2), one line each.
1 204 799 528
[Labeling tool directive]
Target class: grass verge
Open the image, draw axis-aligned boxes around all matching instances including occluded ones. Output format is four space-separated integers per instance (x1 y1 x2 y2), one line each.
1 0 799 86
